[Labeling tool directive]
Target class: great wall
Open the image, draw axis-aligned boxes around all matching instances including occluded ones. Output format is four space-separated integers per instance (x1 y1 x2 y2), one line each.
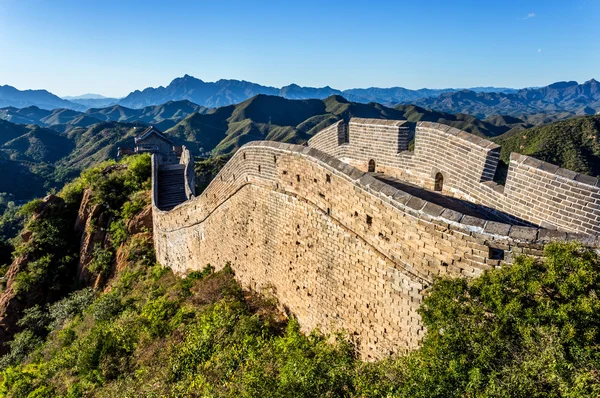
148 119 600 360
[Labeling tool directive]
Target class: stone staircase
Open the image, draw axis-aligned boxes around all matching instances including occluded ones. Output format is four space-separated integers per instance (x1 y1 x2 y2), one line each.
157 164 187 210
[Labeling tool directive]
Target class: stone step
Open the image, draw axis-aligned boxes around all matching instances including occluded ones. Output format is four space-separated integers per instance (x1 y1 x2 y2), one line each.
159 192 186 199
158 181 185 188
156 164 188 211
159 164 185 171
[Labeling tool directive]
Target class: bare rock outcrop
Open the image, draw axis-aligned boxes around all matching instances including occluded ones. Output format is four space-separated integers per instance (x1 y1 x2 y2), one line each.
76 189 109 285
126 204 152 235
0 195 65 354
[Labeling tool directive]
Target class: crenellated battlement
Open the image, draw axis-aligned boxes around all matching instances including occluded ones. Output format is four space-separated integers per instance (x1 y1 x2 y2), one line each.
309 119 600 234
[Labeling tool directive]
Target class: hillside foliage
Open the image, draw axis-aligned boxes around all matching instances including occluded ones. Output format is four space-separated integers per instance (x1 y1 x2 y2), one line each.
2 94 598 203
0 154 151 360
1 235 598 397
494 115 600 177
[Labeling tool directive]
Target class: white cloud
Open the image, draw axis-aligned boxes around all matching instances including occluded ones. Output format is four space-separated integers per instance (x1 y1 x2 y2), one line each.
518 12 536 20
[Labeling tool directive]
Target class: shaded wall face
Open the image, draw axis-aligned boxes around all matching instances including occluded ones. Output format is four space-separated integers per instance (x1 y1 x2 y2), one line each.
411 126 500 195
137 136 172 154
307 121 347 158
179 148 196 198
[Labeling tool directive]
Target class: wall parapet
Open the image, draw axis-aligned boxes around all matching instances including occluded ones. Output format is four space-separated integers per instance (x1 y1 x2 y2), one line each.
307 120 348 156
179 146 196 199
417 121 500 151
308 118 600 235
153 140 600 259
510 152 600 188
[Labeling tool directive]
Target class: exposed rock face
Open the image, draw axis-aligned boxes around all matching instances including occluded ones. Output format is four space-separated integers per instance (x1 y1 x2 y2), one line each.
76 188 109 285
76 187 153 284
127 205 152 235
0 195 65 354
0 253 31 354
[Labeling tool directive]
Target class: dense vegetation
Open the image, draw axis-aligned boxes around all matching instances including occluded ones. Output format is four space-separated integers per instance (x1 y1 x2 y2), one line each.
494 114 600 177
1 228 598 398
0 153 152 359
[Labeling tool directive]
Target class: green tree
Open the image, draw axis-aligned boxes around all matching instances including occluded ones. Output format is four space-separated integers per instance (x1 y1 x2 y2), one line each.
397 242 600 397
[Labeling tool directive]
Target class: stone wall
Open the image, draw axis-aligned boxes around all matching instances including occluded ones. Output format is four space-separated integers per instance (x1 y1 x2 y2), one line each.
179 146 196 199
309 119 600 234
136 135 173 157
152 141 600 359
306 120 347 156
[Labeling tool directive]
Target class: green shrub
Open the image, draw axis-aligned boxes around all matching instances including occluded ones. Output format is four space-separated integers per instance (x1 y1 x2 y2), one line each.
0 331 43 370
121 197 146 221
122 153 151 189
124 235 155 266
178 264 214 296
0 363 52 398
13 255 52 295
17 305 50 335
11 198 79 296
89 245 113 276
48 288 95 331
140 296 178 338
91 292 123 322
0 204 24 244
73 315 139 382
108 219 127 248
18 199 43 218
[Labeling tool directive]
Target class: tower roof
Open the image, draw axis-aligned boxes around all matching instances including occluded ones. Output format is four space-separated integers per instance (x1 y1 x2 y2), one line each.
134 125 173 144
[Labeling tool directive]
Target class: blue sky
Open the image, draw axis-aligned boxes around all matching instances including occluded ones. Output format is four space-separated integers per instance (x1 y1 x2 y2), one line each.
0 0 598 97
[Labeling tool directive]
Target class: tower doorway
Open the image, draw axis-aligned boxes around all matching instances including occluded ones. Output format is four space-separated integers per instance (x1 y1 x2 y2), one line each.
368 159 376 173
434 172 444 192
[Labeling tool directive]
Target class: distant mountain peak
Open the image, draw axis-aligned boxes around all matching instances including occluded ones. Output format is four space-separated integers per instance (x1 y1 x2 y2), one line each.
62 93 110 100
548 81 579 89
174 74 203 84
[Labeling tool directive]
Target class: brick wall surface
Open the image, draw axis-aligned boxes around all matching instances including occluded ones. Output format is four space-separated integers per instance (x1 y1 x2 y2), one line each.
152 140 600 359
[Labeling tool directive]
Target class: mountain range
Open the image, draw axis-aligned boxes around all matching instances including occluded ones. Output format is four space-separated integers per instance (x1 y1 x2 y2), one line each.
0 100 209 133
3 77 598 119
62 94 121 109
1 93 584 202
116 75 522 109
0 77 523 112
413 80 600 119
0 85 85 111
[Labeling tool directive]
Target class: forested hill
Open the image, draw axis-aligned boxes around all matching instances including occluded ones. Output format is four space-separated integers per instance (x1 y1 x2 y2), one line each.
493 114 600 177
2 94 600 203
3 95 510 200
